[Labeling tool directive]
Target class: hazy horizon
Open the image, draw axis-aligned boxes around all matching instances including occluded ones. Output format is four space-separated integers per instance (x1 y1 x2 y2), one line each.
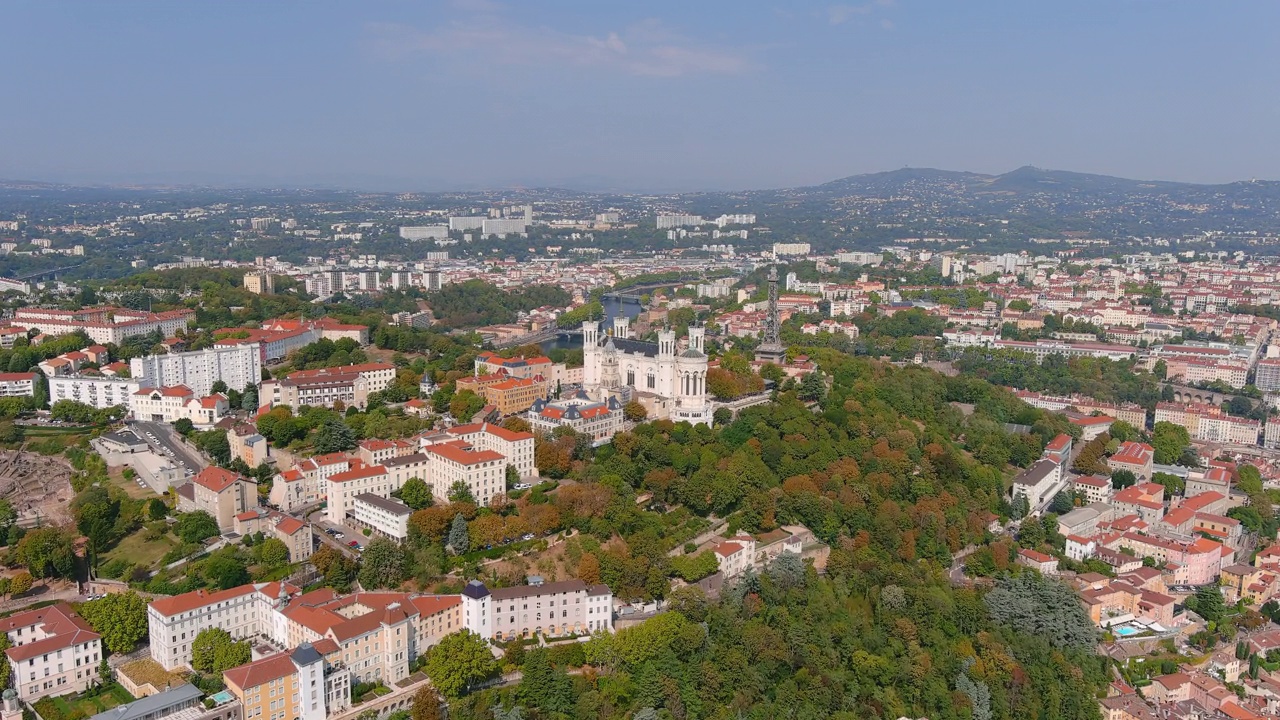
4 1 1279 192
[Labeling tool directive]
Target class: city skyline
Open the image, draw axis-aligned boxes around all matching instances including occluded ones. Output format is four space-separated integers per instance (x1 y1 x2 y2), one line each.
3 1 1279 191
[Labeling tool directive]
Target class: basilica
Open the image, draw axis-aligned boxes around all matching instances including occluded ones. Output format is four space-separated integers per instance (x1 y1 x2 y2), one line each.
580 316 711 426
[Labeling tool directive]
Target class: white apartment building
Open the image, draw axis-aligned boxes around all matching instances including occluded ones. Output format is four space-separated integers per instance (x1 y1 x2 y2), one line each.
268 453 351 513
772 242 811 257
130 344 262 396
398 225 448 240
422 442 505 507
440 423 538 480
13 307 193 345
49 375 139 409
147 582 296 670
462 579 613 642
131 385 229 427
655 214 703 229
324 465 393 526
351 494 412 542
448 216 486 232
481 218 527 236
2 603 103 702
0 372 35 397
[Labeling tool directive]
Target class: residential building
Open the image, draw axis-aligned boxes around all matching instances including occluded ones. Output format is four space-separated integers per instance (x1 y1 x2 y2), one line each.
1017 548 1059 575
421 442 505 508
233 509 313 563
462 579 613 642
13 307 194 345
324 465 392 527
242 271 274 295
130 344 262 396
714 535 757 578
1073 475 1113 505
441 423 538 480
2 603 102 702
261 363 394 411
0 372 35 397
1012 459 1065 515
187 467 254 531
48 375 139 409
1110 442 1155 481
147 582 298 670
350 494 412 542
527 393 625 443
130 386 229 427
1112 483 1165 525
229 423 269 467
223 643 334 720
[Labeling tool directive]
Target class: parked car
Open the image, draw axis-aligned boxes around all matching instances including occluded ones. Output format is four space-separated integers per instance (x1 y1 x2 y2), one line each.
347 540 359 548
521 533 535 541
333 532 344 540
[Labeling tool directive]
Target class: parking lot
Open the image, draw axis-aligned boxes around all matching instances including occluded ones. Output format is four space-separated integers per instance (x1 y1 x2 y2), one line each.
307 510 366 555
129 421 207 478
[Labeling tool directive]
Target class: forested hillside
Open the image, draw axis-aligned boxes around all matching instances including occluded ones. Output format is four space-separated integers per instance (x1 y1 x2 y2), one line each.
445 351 1106 720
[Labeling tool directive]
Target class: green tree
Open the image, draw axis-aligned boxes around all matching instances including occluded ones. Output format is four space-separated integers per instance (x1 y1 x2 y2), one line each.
8 571 32 597
313 419 358 453
1151 421 1191 465
173 418 194 436
99 657 112 685
80 591 148 654
623 401 647 422
1193 585 1227 623
1111 469 1137 490
15 528 75 579
517 649 574 715
191 628 241 673
147 498 168 521
174 511 220 543
447 513 469 554
447 480 475 504
400 477 432 510
422 630 498 698
241 386 258 411
798 371 826 402
984 572 1097 649
256 538 290 569
1049 491 1074 514
357 537 406 589
203 551 250 589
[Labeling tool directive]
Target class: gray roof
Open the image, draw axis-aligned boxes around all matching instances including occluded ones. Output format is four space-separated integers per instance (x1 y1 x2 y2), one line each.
602 337 661 359
291 642 323 666
384 453 428 467
354 493 411 516
462 580 490 599
1013 459 1058 487
88 684 203 720
489 579 589 601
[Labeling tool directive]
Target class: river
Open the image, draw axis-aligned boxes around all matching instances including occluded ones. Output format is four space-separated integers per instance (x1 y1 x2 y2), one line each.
541 296 644 353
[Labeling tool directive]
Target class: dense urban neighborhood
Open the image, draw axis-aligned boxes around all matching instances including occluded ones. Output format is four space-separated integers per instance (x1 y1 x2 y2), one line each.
5 182 1280 720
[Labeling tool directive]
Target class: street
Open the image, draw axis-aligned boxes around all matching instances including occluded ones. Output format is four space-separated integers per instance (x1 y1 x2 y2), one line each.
129 420 208 474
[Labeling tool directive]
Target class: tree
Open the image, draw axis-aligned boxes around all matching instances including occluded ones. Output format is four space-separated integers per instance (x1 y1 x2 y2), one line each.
1111 469 1137 490
241 386 258 411
409 686 443 720
422 630 498 698
623 401 647 422
80 591 148 654
577 553 601 585
1193 585 1227 623
99 657 113 685
798 371 826 402
1009 493 1030 521
191 628 250 674
203 551 249 589
175 511 220 543
147 498 168 520
1152 421 1191 465
447 513 470 554
1049 491 1074 514
400 477 432 510
313 419 358 454
8 571 32 597
256 538 290 569
447 480 475 505
517 649 574 715
15 528 75 579
357 537 406 590
984 573 1097 649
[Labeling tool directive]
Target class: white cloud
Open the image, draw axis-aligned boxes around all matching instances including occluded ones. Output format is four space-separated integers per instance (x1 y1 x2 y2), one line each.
364 13 748 77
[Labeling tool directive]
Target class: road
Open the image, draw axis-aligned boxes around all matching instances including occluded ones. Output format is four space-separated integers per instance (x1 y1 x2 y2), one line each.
129 421 208 474
307 509 365 557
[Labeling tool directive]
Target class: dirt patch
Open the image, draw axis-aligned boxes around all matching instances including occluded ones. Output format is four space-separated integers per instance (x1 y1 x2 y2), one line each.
0 450 75 527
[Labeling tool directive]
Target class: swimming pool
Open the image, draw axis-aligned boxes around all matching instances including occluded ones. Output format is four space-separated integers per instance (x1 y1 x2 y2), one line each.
1114 625 1141 637
211 691 235 704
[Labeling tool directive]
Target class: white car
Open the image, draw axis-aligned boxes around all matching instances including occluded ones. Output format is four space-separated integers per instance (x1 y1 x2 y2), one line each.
333 533 344 540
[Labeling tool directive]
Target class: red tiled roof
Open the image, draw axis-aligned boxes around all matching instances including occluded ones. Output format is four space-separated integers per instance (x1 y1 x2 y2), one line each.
328 465 387 483
1 603 99 662
194 466 245 493
224 652 298 691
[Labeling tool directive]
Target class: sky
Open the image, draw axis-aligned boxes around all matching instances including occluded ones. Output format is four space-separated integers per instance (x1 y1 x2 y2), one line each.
2 1 1279 192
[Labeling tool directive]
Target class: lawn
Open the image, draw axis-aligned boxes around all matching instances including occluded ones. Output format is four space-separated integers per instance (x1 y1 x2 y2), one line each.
107 466 157 500
34 684 135 720
102 528 179 571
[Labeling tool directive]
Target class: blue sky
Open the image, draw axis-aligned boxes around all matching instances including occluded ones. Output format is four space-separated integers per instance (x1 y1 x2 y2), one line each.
2 1 1278 191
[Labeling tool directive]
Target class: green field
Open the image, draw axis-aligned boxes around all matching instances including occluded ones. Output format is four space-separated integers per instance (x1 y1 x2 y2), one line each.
103 528 179 571
34 684 135 720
